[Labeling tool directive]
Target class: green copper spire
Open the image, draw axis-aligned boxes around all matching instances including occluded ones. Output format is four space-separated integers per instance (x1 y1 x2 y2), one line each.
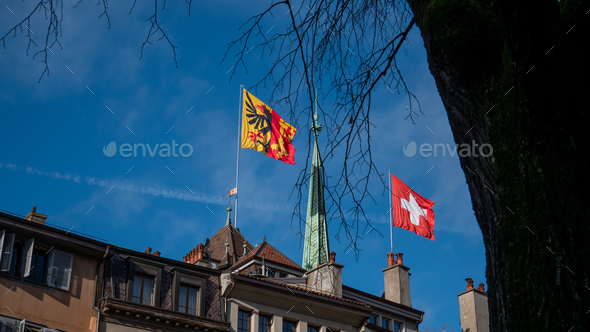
302 92 330 271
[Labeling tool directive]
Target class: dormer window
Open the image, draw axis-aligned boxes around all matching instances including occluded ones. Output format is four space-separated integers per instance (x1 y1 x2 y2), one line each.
132 273 155 305
127 260 162 307
178 283 199 315
170 269 207 316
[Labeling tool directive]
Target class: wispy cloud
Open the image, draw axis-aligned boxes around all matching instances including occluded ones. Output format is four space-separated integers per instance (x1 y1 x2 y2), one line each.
2 162 222 204
25 165 82 183
1 162 289 212
0 162 17 171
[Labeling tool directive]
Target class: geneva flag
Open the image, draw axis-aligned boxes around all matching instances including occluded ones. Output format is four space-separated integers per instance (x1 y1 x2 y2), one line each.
390 174 436 240
241 89 297 165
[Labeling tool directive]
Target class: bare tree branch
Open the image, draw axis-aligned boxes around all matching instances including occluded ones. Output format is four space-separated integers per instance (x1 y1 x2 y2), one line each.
2 0 183 81
225 0 421 257
139 0 179 68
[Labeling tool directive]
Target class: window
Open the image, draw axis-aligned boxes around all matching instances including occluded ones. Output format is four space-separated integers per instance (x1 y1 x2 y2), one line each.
237 310 250 332
46 250 74 291
259 315 272 332
0 230 16 273
0 231 73 291
368 315 377 325
282 321 296 332
0 317 25 332
3 242 21 276
393 322 401 332
25 248 47 283
307 326 319 332
132 273 155 305
382 318 389 330
171 270 206 316
127 260 161 307
178 283 199 315
0 236 35 278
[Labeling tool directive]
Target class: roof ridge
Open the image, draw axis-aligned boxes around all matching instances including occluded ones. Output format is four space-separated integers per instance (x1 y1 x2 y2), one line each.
255 240 266 256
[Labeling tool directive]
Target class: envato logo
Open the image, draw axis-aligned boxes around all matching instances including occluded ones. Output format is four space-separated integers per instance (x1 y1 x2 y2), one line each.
103 141 193 158
403 141 493 158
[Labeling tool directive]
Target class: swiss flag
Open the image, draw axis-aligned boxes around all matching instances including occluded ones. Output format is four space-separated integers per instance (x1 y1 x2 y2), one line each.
390 174 436 240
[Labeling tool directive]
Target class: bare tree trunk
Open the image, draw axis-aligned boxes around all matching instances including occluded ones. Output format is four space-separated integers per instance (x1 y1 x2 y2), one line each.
408 0 590 330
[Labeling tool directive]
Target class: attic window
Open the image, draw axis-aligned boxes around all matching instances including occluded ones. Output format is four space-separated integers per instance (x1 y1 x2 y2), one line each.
171 271 206 316
126 261 162 307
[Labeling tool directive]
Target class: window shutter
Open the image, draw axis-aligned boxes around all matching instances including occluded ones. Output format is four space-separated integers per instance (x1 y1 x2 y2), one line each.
21 238 35 277
0 229 5 262
41 328 59 332
17 320 25 332
48 250 73 291
1 233 15 272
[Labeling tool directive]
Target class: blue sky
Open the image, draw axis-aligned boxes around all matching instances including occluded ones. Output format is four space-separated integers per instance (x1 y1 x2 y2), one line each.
0 1 486 330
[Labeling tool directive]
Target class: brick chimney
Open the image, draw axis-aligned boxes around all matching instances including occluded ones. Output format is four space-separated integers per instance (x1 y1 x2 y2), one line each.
383 252 411 307
183 243 209 267
25 206 47 225
197 243 205 260
458 279 489 332
306 251 343 297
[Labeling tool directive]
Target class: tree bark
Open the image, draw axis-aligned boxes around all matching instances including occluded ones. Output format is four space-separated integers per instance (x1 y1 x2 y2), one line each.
407 0 590 330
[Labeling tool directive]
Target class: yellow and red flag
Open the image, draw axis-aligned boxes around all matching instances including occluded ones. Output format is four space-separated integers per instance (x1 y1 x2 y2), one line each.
241 89 296 165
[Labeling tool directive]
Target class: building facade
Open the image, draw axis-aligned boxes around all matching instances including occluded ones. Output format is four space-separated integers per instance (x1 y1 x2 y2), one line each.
0 207 231 332
97 246 230 332
0 207 109 332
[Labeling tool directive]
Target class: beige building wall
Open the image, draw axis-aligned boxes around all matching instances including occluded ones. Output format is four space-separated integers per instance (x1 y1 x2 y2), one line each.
0 253 101 332
227 299 357 332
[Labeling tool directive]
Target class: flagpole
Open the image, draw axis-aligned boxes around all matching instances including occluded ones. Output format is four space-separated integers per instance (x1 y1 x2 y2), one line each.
389 169 393 254
235 85 243 228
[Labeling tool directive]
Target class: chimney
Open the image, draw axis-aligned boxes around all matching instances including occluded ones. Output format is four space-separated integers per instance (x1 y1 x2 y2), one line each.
383 252 411 307
396 252 404 265
197 243 205 260
458 279 489 332
25 206 47 225
306 251 343 297
153 250 161 257
183 243 209 266
477 282 485 293
387 252 395 267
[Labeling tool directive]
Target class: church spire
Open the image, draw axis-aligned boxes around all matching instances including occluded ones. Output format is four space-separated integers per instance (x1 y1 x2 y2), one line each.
302 91 330 271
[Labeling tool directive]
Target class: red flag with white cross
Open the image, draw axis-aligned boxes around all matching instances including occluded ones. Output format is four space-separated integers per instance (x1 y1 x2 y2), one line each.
390 174 436 240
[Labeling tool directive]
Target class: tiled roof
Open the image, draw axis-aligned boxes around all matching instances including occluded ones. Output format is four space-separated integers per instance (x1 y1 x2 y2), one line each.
236 272 369 307
204 224 254 266
231 238 306 272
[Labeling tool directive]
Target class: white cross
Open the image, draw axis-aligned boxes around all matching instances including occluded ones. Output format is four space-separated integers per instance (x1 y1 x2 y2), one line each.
401 194 427 226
